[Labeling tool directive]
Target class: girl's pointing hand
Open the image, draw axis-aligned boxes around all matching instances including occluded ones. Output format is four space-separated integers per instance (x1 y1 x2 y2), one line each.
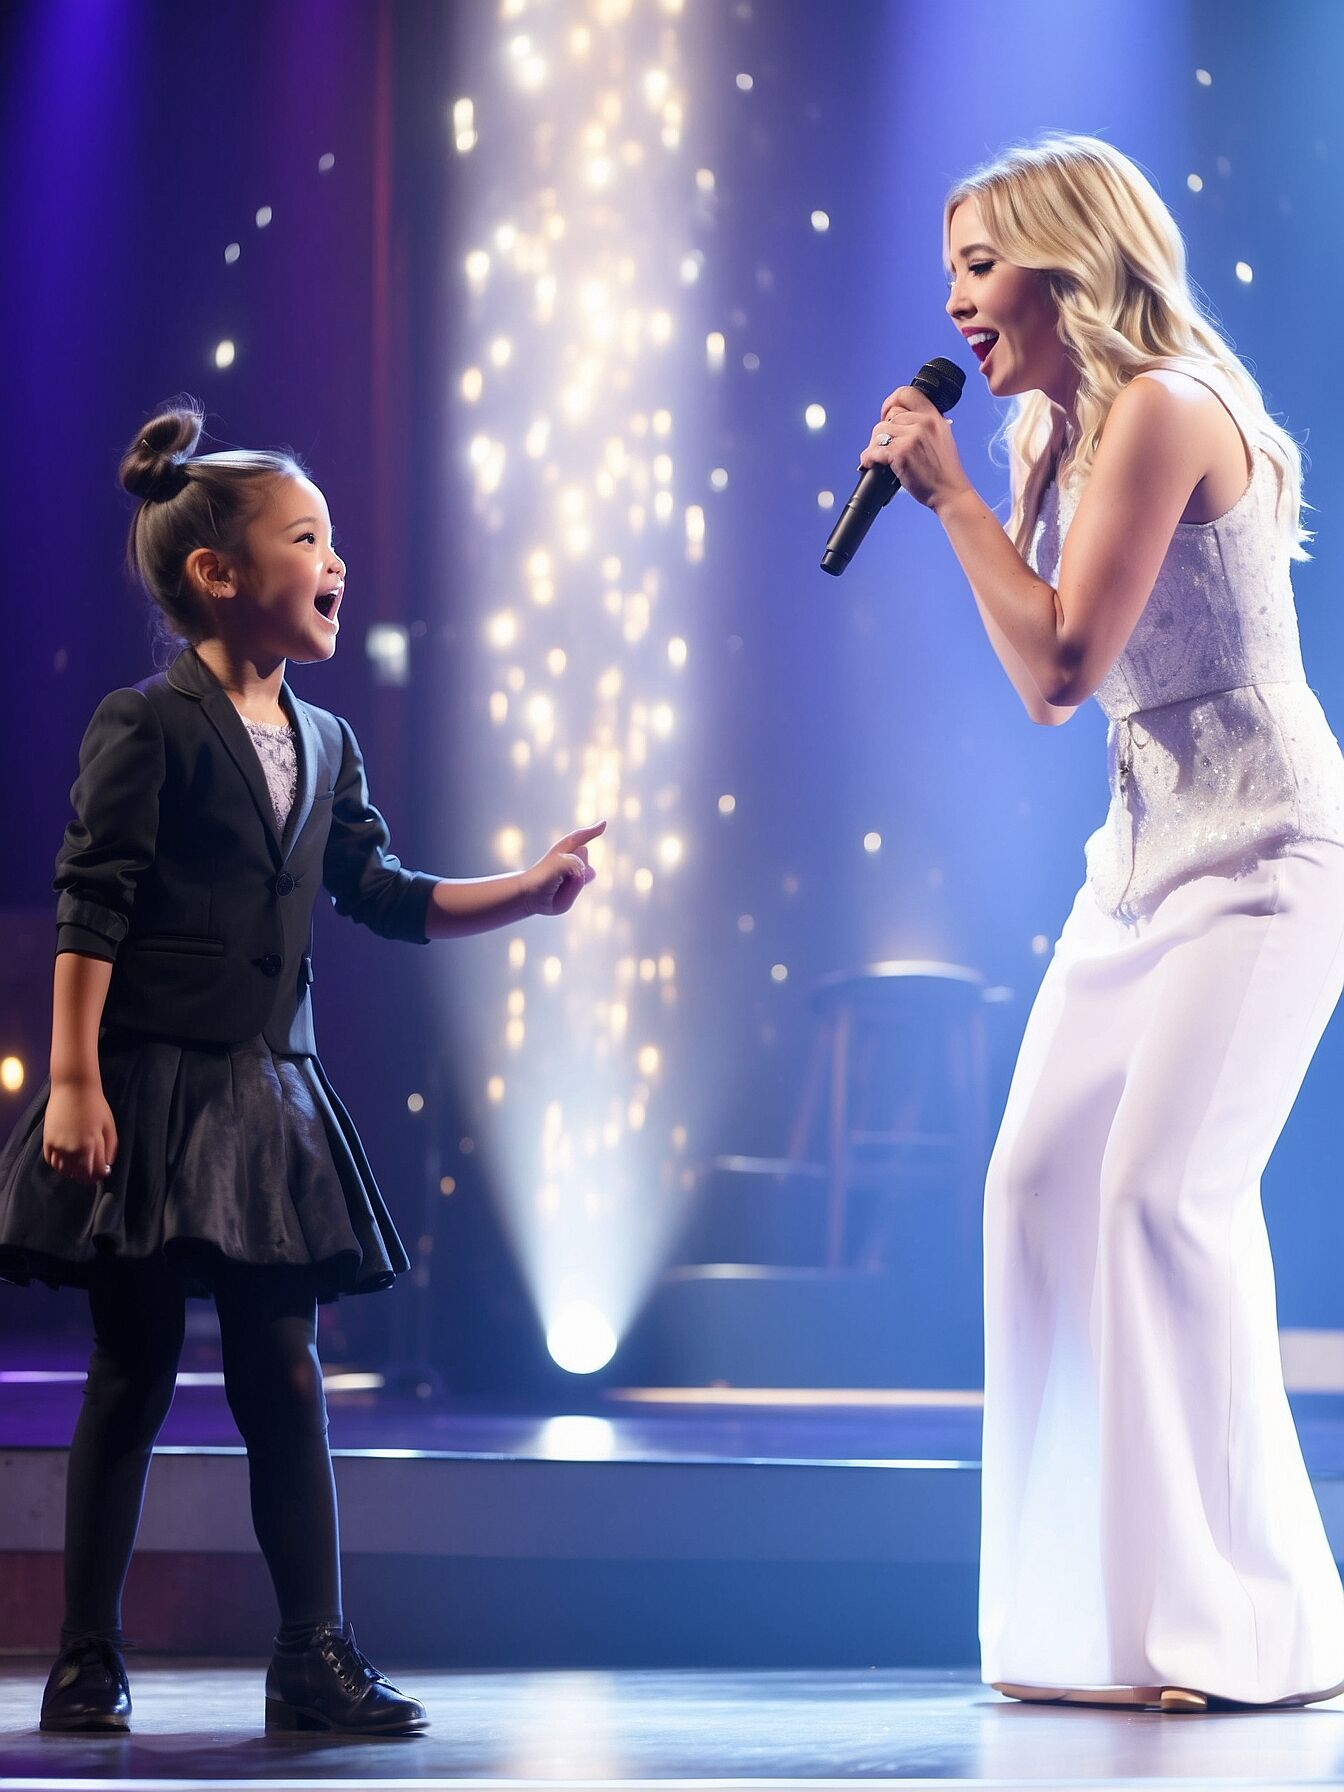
521 819 607 917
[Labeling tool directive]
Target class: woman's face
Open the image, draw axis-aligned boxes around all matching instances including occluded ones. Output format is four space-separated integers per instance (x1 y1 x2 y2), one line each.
944 197 1072 405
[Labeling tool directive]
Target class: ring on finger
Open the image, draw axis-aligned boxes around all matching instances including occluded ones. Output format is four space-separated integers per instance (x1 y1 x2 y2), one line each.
877 432 892 447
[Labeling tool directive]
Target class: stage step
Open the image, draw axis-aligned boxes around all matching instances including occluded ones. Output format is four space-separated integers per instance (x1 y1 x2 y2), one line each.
620 1261 984 1388
0 1442 980 1666
5 1433 1344 1668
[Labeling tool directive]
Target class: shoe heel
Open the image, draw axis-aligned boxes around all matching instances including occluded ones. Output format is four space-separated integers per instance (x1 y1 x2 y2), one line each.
265 1699 324 1732
1159 1688 1208 1714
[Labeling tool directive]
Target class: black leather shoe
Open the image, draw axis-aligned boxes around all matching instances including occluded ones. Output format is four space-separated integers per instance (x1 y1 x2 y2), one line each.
40 1636 131 1732
264 1622 427 1734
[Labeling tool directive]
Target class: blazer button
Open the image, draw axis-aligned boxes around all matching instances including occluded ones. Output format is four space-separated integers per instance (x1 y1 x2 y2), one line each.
260 953 283 977
273 871 296 895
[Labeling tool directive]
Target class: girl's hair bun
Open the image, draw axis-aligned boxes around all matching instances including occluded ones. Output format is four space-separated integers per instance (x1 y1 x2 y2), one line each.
119 399 205 503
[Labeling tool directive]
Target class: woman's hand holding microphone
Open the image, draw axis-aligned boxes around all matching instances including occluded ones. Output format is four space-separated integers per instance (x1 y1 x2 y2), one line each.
859 382 974 515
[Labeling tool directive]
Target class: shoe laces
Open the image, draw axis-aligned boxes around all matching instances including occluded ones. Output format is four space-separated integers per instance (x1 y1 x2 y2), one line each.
57 1637 126 1683
319 1629 386 1695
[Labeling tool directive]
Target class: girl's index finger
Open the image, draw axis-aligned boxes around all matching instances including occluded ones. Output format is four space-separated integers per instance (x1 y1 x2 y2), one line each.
560 819 607 851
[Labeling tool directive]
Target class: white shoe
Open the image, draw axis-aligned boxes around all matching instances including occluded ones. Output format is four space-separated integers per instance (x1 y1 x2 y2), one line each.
992 1681 1204 1712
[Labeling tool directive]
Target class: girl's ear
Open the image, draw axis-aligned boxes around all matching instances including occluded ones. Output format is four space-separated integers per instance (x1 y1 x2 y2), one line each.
183 547 236 601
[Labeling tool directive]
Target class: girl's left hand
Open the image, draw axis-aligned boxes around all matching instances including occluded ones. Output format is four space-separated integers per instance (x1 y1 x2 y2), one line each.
521 820 606 916
858 383 972 513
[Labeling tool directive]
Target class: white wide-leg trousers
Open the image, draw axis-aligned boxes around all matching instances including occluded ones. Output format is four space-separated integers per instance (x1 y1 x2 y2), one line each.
980 843 1344 1702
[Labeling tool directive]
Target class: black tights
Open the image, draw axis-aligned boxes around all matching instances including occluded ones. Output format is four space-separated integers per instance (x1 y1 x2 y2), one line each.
62 1257 342 1646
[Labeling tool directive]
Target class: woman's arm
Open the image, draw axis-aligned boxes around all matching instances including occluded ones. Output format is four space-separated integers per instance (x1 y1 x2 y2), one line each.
44 951 118 1185
865 373 1219 707
423 822 605 941
965 570 1079 726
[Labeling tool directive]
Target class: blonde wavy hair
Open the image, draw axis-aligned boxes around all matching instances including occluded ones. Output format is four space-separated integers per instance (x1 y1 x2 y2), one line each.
944 133 1309 558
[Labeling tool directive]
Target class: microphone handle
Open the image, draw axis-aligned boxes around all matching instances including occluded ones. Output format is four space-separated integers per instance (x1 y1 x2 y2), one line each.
819 356 964 577
820 465 901 576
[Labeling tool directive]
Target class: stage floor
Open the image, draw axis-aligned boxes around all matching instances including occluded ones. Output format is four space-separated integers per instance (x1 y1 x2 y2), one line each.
4 1330 1344 1474
2 1661 1344 1790
7 1655 1344 1784
0 1370 987 1465
8 1362 1344 1485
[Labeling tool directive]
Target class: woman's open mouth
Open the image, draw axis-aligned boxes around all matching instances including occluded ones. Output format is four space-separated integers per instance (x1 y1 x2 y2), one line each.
966 329 1000 367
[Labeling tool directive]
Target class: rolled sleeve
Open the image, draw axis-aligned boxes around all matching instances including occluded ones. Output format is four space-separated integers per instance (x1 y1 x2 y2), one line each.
54 689 165 960
322 717 437 942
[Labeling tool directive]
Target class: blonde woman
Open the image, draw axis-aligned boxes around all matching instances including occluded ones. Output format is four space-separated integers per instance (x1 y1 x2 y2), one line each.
860 133 1344 1710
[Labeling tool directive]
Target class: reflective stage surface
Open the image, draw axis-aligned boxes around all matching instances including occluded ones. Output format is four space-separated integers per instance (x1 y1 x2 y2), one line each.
2 1662 1344 1789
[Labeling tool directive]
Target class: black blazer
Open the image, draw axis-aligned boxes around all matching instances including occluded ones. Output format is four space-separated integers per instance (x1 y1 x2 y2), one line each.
54 648 436 1054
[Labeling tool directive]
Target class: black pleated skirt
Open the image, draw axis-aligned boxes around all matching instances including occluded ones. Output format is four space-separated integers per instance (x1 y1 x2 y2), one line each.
0 1031 409 1301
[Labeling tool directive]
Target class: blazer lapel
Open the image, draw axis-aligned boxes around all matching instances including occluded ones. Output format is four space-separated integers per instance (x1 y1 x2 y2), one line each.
280 691 319 862
168 649 283 862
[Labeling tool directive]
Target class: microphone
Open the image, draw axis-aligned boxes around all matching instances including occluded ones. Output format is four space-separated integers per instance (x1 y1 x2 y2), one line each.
819 356 966 576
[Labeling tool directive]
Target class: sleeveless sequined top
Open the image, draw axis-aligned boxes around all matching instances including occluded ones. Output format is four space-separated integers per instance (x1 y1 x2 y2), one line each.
1029 367 1344 918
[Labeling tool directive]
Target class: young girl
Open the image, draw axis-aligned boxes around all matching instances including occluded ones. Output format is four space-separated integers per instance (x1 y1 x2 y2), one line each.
860 135 1344 1709
0 401 604 1735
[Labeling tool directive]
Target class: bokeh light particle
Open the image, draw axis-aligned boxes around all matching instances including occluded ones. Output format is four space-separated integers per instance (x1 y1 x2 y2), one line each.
805 403 826 430
486 610 518 650
452 98 478 154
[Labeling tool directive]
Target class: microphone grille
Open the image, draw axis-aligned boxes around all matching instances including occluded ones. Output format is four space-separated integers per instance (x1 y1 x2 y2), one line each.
911 357 966 414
